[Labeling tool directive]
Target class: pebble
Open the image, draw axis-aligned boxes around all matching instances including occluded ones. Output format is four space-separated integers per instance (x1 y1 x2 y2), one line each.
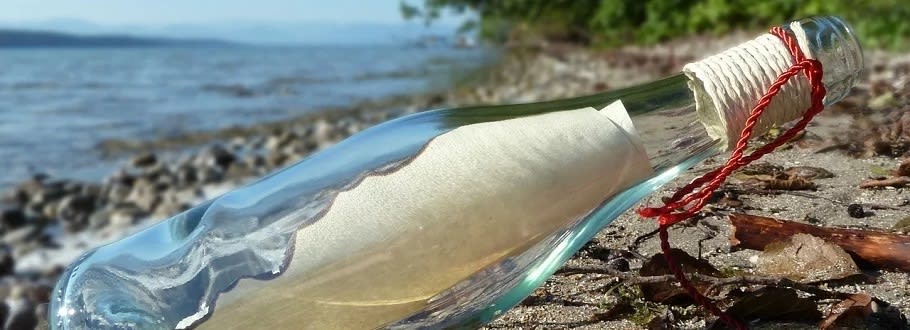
55 194 96 225
126 179 161 211
0 208 27 231
131 151 158 168
198 145 236 169
175 164 199 187
847 203 866 218
4 285 36 330
0 245 13 276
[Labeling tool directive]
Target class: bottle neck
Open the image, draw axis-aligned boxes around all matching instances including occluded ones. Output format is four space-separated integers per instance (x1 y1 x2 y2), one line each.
553 15 862 173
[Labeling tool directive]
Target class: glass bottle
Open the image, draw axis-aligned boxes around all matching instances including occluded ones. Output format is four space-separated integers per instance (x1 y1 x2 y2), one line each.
50 16 862 330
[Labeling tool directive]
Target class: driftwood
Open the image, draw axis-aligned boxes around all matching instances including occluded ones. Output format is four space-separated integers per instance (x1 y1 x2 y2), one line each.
729 213 910 272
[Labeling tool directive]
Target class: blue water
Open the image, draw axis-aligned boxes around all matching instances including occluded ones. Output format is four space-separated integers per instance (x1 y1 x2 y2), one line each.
0 45 493 187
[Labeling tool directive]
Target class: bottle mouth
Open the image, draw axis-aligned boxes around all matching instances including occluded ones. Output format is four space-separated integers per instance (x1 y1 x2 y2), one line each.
788 16 864 105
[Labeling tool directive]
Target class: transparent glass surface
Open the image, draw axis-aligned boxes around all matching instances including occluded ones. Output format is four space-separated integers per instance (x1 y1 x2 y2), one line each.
50 16 862 329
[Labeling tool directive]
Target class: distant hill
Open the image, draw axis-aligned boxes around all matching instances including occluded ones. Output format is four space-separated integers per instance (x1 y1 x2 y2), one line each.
0 19 464 45
0 29 235 48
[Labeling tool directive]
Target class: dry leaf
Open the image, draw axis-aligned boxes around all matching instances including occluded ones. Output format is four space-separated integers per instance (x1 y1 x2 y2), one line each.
819 293 873 329
859 176 910 189
784 166 835 179
894 159 910 177
591 302 635 322
720 287 821 326
639 249 722 305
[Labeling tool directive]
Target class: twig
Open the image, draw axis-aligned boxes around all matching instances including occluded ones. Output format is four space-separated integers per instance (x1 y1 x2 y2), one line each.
731 187 904 209
555 266 854 300
860 176 910 189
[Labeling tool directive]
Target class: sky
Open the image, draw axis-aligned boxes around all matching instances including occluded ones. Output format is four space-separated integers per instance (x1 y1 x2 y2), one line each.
0 0 454 26
0 0 470 44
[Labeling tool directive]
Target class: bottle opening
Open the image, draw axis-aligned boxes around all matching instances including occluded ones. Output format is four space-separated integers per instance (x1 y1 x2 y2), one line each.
787 16 864 105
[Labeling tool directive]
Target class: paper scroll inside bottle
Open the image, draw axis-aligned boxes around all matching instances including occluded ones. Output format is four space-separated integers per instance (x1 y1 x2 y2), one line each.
197 100 652 329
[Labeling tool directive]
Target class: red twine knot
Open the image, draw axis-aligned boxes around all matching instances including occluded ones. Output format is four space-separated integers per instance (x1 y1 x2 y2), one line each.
635 27 827 330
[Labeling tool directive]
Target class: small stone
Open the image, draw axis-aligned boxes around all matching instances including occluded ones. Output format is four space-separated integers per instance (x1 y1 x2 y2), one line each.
106 170 136 187
198 166 223 184
847 203 866 218
126 179 162 211
2 225 41 246
0 208 27 230
153 199 190 219
0 245 13 276
80 183 102 199
199 145 236 169
310 119 335 143
108 204 147 230
245 154 266 169
31 181 66 205
265 131 295 151
5 285 37 330
87 208 113 229
34 303 49 330
755 233 859 282
12 177 47 204
175 165 199 187
224 163 254 180
606 258 630 272
229 136 247 151
141 164 170 182
0 301 7 330
57 194 95 219
266 152 288 169
104 183 132 203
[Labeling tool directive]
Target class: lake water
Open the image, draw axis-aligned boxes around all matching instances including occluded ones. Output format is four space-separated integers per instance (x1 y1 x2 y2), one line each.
0 45 494 187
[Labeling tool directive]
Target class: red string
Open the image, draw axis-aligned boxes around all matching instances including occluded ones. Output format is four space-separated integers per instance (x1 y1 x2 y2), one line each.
636 27 826 329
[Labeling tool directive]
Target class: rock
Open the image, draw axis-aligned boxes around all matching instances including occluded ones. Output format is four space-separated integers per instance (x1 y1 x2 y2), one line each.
2 225 42 246
198 166 224 184
265 131 295 152
310 119 335 145
30 181 66 205
4 285 36 330
40 201 58 222
105 170 136 187
87 208 112 229
153 198 190 219
224 162 254 180
175 164 199 187
847 203 867 218
266 152 288 169
126 179 162 211
0 207 27 231
155 171 177 189
141 164 170 182
198 145 236 169
79 183 102 199
131 152 158 168
0 301 6 330
755 233 859 283
245 154 266 169
0 245 13 276
606 257 630 272
34 303 49 330
107 204 147 231
229 136 247 151
103 183 132 204
56 194 96 231
12 176 48 204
